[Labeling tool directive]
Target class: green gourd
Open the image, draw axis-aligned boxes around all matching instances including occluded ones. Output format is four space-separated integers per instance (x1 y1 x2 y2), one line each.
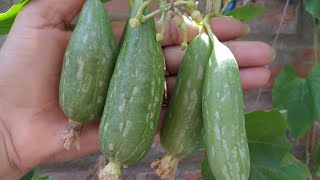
202 35 250 180
151 32 212 179
59 0 117 150
98 0 165 179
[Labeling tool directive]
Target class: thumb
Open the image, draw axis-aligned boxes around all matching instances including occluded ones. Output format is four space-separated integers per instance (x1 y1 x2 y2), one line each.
15 0 86 30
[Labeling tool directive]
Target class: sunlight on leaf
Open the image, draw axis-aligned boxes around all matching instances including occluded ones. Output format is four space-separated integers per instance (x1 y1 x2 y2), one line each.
0 0 29 35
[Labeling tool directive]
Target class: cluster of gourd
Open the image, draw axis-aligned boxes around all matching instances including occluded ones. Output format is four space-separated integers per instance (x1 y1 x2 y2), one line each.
58 0 250 179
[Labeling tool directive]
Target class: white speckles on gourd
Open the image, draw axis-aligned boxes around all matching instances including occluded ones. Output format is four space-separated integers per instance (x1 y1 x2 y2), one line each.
83 34 88 43
214 125 221 141
109 144 114 151
187 90 197 111
222 166 230 180
150 122 154 129
133 86 139 95
68 107 74 116
98 81 104 87
119 100 126 113
119 122 124 131
76 58 85 79
122 121 131 137
197 66 203 80
154 96 160 103
150 112 154 119
151 81 155 96
97 96 103 103
214 111 220 119
187 80 191 88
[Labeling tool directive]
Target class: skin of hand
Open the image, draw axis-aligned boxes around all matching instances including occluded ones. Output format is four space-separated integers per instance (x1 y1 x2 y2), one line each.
0 0 274 179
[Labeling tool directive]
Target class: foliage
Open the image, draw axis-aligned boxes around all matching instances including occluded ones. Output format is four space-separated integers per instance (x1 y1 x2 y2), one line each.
224 6 266 21
20 167 52 180
201 109 311 180
304 0 320 19
272 65 320 138
0 0 29 35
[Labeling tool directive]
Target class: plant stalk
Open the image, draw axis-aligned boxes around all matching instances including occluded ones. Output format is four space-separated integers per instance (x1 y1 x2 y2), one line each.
306 129 311 167
313 17 319 64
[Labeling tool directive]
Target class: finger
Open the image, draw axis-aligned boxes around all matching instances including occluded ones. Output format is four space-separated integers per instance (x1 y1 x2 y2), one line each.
165 67 270 98
225 41 275 68
239 67 270 90
164 41 274 76
161 16 249 46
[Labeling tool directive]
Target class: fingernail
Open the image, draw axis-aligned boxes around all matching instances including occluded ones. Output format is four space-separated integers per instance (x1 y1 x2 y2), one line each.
244 24 250 35
272 48 277 61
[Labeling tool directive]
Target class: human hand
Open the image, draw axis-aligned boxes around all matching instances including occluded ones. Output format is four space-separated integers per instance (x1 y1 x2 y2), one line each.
0 0 274 179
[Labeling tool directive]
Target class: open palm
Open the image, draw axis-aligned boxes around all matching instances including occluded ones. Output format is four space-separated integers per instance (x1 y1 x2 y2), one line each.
0 0 274 177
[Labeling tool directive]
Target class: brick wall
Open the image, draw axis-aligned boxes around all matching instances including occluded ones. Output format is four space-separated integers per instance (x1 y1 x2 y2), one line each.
0 0 315 179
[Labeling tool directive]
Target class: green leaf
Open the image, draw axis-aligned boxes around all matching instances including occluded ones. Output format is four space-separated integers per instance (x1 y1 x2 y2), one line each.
0 0 29 35
20 169 35 180
201 109 310 180
272 65 320 138
313 139 320 176
307 64 320 117
224 6 266 21
303 0 320 19
201 156 214 180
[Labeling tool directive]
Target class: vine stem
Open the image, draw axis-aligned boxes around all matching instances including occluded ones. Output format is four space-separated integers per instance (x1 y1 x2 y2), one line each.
206 0 222 13
141 9 162 22
313 17 319 64
128 0 134 9
173 1 196 8
220 0 231 14
254 0 290 107
306 129 311 168
203 13 218 41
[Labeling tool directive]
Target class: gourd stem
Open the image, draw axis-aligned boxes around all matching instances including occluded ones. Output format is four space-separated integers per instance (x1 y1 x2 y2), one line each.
62 120 83 150
173 1 196 7
135 0 151 19
151 154 179 179
99 162 122 180
203 13 218 41
141 9 162 22
174 7 188 49
313 17 319 64
128 0 134 9
220 0 231 14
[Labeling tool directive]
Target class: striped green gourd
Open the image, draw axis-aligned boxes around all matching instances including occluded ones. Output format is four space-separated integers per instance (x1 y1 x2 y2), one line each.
202 35 250 180
151 32 212 179
59 0 117 150
98 0 165 179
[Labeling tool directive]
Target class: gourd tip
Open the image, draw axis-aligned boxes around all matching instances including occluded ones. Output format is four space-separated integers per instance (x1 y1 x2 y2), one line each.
99 162 122 180
156 33 164 41
151 154 178 179
129 18 140 28
62 120 83 150
191 10 203 22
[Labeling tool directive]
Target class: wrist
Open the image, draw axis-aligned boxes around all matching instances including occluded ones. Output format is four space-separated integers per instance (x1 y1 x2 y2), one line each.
0 120 24 179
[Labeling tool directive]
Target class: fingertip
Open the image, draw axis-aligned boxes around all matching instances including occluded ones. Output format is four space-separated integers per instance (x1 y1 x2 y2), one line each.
240 67 271 90
210 16 249 41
